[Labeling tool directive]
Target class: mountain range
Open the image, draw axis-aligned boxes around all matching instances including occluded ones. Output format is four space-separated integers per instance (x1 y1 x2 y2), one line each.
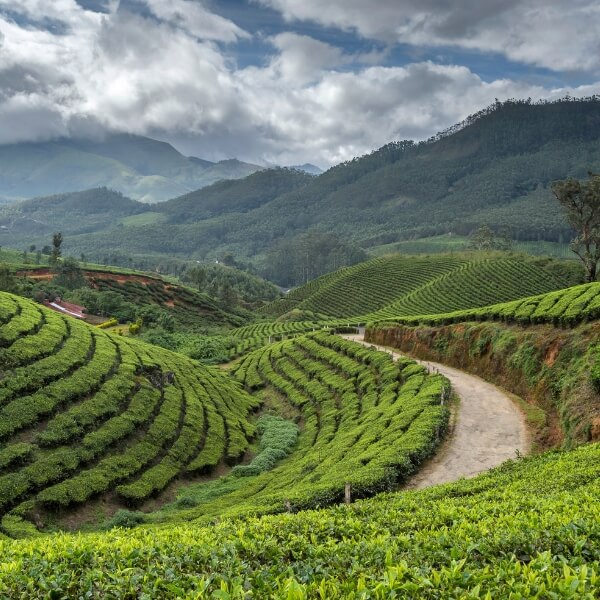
1 98 599 270
0 134 265 204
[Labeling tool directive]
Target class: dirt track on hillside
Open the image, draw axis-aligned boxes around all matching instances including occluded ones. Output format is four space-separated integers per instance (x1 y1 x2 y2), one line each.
342 334 529 489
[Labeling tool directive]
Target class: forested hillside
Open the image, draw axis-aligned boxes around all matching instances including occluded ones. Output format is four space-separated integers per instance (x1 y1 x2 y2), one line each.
1 98 599 281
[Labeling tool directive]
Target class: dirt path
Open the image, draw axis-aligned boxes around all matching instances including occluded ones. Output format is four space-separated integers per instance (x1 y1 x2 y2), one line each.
342 334 529 489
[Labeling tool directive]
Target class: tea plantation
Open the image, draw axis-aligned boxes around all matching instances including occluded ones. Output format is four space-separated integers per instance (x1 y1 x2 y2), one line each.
154 331 449 521
261 255 572 319
1 250 599 598
0 292 259 535
1 443 598 597
226 255 585 357
364 280 600 329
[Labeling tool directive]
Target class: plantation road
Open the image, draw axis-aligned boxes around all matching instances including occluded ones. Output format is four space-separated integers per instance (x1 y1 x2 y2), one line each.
342 334 529 489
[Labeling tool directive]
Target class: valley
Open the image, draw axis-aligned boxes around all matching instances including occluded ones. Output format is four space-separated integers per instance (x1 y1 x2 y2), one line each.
1 100 599 598
2 99 600 276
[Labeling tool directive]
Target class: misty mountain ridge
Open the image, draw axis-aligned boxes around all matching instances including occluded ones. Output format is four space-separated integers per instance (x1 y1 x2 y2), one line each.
0 134 263 204
289 164 323 175
2 98 600 269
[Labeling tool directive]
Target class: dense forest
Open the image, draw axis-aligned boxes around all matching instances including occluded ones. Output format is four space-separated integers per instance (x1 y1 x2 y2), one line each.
2 98 600 283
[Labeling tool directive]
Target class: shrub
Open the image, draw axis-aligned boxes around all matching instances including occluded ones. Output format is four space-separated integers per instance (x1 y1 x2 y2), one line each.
104 509 147 529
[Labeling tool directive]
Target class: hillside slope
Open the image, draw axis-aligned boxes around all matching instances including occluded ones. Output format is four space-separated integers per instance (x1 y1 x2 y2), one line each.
0 169 313 257
261 254 576 319
2 99 599 266
0 292 259 532
16 265 247 328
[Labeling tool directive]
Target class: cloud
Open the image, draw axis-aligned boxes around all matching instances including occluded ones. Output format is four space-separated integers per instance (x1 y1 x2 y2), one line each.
0 0 598 167
267 32 388 84
268 33 347 83
0 4 247 143
234 60 576 166
142 0 249 42
257 0 600 73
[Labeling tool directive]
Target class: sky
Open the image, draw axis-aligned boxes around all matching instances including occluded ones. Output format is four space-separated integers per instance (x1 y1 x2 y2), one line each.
1 1 599 167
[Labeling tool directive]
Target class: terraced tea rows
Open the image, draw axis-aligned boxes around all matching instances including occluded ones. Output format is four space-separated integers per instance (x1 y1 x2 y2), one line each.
369 258 567 320
295 256 467 317
0 292 258 535
378 281 600 327
167 331 449 519
229 258 588 361
258 268 347 317
227 320 323 359
2 442 599 597
261 255 569 319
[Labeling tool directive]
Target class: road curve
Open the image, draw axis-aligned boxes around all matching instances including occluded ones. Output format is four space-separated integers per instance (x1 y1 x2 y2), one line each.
342 334 530 489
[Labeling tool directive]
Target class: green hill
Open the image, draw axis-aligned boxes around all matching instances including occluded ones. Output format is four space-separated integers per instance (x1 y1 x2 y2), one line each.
0 292 452 531
154 167 314 222
185 332 448 518
0 188 144 238
1 442 598 596
376 280 600 328
2 257 600 596
225 254 584 359
13 264 248 329
0 292 259 532
2 99 600 270
0 169 313 262
261 254 577 320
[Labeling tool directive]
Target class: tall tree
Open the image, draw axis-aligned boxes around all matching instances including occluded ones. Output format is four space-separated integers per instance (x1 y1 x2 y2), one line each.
218 282 237 310
54 257 86 290
186 266 207 291
468 225 513 251
50 232 63 266
552 173 600 282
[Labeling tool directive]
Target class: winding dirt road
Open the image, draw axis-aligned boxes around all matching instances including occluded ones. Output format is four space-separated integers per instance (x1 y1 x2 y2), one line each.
343 334 529 489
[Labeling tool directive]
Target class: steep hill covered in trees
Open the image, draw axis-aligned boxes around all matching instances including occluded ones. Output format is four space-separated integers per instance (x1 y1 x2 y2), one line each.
2 99 600 276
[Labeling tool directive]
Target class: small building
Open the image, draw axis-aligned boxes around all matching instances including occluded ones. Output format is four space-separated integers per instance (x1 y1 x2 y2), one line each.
44 297 86 319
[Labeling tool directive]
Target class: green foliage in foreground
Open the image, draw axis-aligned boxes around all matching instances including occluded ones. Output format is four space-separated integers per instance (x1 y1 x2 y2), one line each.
1 443 599 597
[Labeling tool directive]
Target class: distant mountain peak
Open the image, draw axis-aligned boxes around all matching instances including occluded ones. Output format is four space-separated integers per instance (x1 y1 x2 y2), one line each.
0 134 264 204
289 163 323 175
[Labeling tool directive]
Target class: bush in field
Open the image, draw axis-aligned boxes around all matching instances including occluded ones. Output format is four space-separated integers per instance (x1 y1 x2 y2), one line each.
104 509 147 529
181 335 231 364
232 416 298 477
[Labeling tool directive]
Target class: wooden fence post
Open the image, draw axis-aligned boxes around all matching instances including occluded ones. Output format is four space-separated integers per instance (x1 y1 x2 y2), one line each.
344 482 352 504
